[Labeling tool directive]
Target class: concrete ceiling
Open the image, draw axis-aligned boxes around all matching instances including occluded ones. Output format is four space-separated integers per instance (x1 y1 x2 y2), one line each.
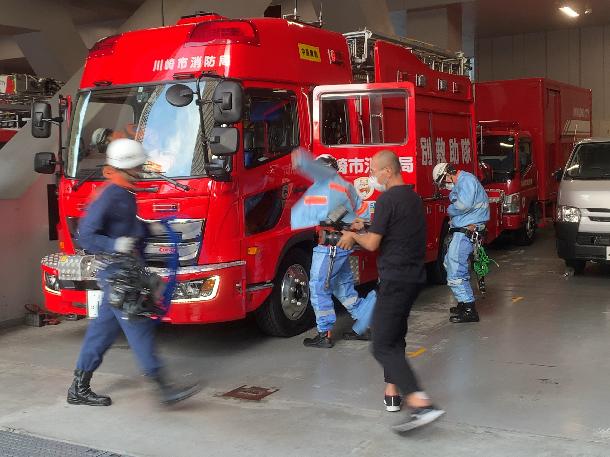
475 0 610 38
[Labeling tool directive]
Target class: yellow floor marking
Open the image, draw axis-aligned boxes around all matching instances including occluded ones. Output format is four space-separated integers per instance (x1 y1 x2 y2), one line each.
407 347 427 358
512 296 524 303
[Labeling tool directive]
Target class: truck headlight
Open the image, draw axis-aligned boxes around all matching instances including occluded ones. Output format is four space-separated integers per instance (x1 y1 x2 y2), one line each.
172 276 220 302
556 205 581 223
502 193 521 214
44 271 60 294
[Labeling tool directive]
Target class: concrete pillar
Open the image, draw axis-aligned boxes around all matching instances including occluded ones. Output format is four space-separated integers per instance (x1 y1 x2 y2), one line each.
406 3 463 52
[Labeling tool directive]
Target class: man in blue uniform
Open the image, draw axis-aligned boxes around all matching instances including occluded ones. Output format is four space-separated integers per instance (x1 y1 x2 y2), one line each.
432 162 490 323
291 148 376 348
67 138 199 406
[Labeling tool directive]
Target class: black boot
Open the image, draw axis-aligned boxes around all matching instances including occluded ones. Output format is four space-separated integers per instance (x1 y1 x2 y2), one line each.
67 369 112 406
450 302 480 323
343 329 371 341
152 371 201 405
303 331 334 348
449 302 465 315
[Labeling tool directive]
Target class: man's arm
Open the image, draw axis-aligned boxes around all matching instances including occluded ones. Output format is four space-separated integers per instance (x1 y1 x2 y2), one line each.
448 177 477 216
292 148 336 182
338 230 382 251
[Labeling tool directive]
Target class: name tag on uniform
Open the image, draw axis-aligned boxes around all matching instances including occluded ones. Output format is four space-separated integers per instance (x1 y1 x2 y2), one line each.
86 290 103 319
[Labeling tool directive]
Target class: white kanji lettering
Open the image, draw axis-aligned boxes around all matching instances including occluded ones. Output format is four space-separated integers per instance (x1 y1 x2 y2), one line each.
204 56 216 68
348 158 365 174
435 137 446 164
190 56 202 69
337 159 348 174
399 157 414 173
152 59 164 71
461 138 472 164
420 137 433 166
177 57 188 70
364 157 370 174
164 58 175 71
219 55 230 66
449 138 460 164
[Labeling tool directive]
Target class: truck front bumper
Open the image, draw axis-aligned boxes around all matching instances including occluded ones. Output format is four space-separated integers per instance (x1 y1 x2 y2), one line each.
555 222 610 261
41 254 247 323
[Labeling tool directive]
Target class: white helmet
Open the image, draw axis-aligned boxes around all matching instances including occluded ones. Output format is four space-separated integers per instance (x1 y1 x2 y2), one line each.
91 127 112 147
106 138 147 170
432 162 453 186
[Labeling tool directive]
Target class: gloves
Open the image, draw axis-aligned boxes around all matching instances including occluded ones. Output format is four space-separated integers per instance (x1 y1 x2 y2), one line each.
114 236 136 254
148 222 166 236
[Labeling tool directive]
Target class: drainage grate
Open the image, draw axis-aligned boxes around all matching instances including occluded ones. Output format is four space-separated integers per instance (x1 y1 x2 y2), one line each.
0 430 130 457
222 385 279 401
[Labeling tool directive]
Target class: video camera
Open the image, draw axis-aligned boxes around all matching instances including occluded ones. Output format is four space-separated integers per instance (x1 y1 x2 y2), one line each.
317 205 351 247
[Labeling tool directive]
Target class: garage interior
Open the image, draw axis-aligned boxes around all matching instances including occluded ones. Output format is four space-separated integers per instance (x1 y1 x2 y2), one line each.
1 1 610 456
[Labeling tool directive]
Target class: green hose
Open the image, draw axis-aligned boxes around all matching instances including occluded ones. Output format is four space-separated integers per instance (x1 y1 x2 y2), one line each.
473 245 491 277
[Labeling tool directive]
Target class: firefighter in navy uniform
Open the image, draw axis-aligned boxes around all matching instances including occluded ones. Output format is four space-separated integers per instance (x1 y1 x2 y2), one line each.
291 148 377 348
67 138 200 406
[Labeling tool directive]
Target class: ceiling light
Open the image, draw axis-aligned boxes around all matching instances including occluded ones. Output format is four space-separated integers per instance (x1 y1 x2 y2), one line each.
559 6 580 18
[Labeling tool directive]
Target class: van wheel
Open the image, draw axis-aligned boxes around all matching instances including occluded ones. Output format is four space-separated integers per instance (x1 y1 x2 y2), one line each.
428 222 450 285
565 259 586 275
255 248 315 337
514 206 537 246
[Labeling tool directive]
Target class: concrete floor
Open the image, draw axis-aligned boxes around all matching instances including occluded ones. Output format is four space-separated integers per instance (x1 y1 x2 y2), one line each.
1 228 610 457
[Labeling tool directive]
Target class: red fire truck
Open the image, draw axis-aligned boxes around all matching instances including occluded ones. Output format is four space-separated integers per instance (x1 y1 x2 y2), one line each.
475 78 592 244
33 13 498 336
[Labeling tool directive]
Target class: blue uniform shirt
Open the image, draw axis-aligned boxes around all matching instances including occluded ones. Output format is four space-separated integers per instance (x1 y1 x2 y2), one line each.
448 171 490 228
291 152 370 229
78 184 147 254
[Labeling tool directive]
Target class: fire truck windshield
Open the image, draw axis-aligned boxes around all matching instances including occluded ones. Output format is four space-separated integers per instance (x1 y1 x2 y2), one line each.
67 81 214 179
479 135 516 182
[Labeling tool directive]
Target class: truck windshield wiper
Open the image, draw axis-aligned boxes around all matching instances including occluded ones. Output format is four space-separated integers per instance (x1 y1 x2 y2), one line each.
73 166 103 191
146 171 190 191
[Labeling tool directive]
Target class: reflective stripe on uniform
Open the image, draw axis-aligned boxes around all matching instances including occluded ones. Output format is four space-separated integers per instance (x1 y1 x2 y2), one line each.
304 195 328 205
356 201 368 216
329 181 356 210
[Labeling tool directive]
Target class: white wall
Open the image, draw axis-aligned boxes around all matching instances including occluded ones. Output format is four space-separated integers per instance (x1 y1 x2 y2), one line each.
476 26 610 136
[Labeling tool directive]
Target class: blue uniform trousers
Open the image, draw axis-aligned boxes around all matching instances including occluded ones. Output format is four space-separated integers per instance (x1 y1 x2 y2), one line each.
76 283 162 377
309 245 376 334
444 231 475 303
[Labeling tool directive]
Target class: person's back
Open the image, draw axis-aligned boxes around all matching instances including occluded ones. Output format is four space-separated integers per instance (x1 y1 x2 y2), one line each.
373 184 426 284
448 170 489 229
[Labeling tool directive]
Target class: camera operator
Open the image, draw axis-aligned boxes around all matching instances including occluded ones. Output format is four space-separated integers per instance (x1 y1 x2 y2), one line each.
338 150 444 432
67 138 199 407
291 148 376 349
432 162 489 323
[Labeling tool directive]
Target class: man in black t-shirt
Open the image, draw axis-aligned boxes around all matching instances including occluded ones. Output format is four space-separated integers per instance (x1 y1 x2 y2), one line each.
338 150 444 432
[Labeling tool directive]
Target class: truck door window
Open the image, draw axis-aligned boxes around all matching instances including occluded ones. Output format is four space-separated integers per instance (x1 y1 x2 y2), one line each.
479 135 515 182
244 89 299 168
320 91 408 146
519 139 533 172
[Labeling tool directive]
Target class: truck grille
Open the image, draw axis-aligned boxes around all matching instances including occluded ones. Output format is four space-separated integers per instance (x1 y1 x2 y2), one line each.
577 233 610 246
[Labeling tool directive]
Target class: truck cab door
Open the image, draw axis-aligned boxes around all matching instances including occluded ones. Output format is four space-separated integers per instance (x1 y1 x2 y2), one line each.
312 83 415 283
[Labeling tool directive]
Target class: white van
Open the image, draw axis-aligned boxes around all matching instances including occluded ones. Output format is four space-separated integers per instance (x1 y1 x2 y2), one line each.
555 138 610 274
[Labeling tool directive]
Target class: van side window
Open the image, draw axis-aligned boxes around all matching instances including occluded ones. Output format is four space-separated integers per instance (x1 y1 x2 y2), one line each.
243 89 299 168
519 139 532 172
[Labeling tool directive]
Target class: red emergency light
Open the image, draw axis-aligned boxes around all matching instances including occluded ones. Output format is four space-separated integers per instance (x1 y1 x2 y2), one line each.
88 34 121 59
186 20 259 47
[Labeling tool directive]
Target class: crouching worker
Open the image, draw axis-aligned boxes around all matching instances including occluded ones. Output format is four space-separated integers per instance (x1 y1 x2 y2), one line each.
291 148 376 348
432 162 490 323
67 138 200 406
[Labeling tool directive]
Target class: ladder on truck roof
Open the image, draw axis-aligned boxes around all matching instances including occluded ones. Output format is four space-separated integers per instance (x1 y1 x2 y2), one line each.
344 29 472 82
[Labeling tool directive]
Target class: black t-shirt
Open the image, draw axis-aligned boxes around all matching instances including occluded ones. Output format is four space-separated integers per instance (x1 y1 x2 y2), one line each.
369 185 426 283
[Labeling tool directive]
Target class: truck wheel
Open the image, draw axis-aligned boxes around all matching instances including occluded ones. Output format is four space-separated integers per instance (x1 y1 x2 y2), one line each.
514 207 537 246
255 248 315 337
428 222 450 285
565 259 586 275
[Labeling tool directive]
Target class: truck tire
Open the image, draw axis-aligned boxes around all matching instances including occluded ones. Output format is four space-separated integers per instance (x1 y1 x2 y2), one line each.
514 206 537 246
254 248 315 337
565 259 586 275
428 222 450 285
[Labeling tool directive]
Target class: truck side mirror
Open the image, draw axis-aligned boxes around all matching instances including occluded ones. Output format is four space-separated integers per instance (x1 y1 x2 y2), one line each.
209 127 239 156
213 81 243 124
34 152 57 174
553 168 564 181
479 161 493 185
165 84 194 107
31 102 52 138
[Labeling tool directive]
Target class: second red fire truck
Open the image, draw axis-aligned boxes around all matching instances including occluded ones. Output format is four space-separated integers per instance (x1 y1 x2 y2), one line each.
33 13 498 336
